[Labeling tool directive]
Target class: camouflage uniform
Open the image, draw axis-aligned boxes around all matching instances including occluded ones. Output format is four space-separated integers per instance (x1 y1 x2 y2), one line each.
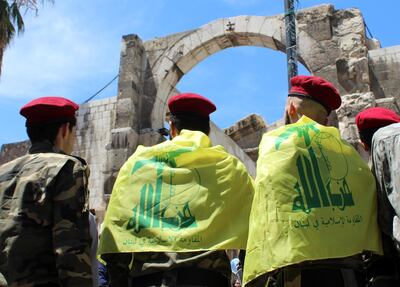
371 123 400 252
0 141 92 286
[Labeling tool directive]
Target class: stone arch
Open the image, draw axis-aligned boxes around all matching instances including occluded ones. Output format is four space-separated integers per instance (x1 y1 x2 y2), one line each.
138 4 374 138
149 15 304 130
106 3 394 198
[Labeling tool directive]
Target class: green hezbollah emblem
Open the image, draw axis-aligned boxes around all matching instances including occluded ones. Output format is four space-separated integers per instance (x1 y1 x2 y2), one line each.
275 123 355 214
126 148 199 233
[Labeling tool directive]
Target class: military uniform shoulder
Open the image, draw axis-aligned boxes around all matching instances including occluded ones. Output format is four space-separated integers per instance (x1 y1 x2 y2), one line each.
33 153 87 167
0 152 86 173
0 154 29 172
374 122 400 139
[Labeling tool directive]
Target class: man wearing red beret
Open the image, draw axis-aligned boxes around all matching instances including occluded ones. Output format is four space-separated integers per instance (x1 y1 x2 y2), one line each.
356 107 400 280
0 97 93 286
245 76 384 287
356 107 400 151
99 92 254 287
284 75 341 125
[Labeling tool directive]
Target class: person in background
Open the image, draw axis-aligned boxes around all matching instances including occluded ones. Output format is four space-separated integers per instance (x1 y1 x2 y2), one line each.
99 93 254 287
0 96 92 286
244 76 383 287
356 107 400 283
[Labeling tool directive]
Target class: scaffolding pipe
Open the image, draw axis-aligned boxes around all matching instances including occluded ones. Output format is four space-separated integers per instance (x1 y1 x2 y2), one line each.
284 0 298 88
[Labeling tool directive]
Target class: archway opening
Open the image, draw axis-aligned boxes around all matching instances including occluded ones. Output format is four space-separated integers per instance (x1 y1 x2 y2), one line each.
176 46 310 131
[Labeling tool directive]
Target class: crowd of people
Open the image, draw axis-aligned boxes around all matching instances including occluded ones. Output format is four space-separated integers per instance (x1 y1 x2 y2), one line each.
0 75 399 287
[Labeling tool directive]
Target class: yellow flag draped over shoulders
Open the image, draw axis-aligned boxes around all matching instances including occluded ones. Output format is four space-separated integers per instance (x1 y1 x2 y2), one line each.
244 116 382 285
98 130 254 257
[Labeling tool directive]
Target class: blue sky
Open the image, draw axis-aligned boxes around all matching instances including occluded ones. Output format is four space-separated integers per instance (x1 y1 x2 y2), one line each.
0 0 399 147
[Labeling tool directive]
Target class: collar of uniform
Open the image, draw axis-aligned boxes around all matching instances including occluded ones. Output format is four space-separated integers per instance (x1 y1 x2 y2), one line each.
172 129 212 148
29 140 65 154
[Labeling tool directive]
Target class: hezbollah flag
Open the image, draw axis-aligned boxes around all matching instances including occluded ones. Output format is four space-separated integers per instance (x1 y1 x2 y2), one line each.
98 130 254 257
243 116 382 285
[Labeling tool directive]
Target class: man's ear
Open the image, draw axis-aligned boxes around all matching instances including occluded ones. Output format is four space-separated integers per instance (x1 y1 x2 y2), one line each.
288 102 299 123
58 123 71 140
169 121 178 138
61 123 69 138
289 102 296 116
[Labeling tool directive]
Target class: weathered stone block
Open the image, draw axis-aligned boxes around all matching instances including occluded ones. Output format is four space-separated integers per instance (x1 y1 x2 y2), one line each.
224 16 249 34
110 127 139 150
375 97 400 113
103 147 132 173
153 56 175 82
0 140 30 165
198 18 225 44
336 57 370 93
203 40 222 55
175 53 197 75
298 17 344 72
191 44 210 62
297 4 333 41
313 64 341 91
369 46 400 99
332 8 364 37
225 114 267 142
336 92 375 141
215 34 235 50
258 17 283 48
247 16 266 34
115 98 135 128
339 34 365 57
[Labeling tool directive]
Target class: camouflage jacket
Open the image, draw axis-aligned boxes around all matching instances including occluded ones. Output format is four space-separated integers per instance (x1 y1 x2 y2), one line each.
372 123 400 254
0 141 92 286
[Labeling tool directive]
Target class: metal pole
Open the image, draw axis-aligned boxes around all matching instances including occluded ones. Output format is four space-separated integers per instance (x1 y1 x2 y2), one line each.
284 0 298 88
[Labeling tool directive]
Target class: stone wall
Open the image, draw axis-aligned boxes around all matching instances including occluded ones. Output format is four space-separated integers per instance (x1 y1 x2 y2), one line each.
74 97 117 218
0 97 117 219
224 114 268 161
369 46 400 100
0 140 30 165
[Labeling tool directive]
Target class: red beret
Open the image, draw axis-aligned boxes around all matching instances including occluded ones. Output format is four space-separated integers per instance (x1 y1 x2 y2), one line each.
356 107 400 131
168 93 216 118
20 96 79 125
289 75 341 113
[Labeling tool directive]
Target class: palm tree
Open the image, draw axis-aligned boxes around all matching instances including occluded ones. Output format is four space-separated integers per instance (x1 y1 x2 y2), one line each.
0 0 24 75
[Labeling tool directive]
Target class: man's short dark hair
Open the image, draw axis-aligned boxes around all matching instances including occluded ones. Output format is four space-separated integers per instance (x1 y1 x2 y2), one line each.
170 113 210 135
27 118 77 144
358 127 380 150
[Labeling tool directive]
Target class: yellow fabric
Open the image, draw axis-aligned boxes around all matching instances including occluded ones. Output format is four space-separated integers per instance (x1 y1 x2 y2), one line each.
244 116 382 285
98 130 254 257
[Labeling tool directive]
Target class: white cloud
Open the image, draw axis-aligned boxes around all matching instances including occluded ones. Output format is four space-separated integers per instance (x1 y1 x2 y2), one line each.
2 14 107 98
0 1 152 101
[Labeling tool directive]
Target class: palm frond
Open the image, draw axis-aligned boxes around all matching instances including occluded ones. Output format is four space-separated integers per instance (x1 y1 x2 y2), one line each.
0 0 53 76
10 1 24 33
0 1 16 47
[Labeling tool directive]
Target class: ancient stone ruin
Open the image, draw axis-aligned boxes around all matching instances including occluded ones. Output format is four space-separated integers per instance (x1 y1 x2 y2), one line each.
1 4 399 220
